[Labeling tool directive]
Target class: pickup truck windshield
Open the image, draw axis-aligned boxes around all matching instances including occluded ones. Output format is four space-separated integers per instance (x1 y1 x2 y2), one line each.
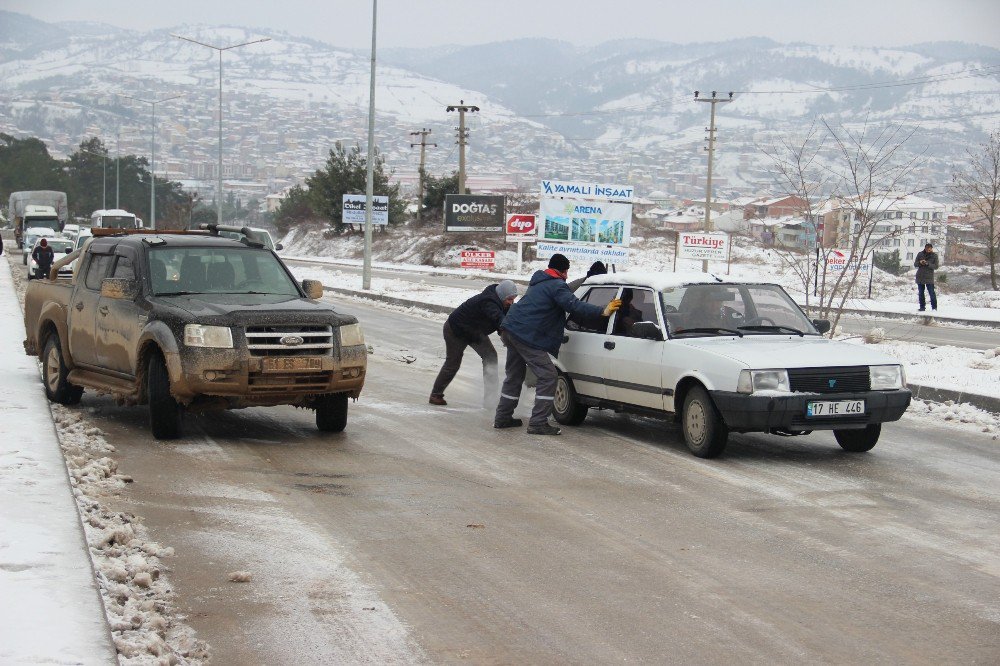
149 247 300 296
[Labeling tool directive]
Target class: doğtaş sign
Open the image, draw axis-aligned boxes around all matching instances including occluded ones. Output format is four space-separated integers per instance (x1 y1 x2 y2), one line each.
444 194 505 232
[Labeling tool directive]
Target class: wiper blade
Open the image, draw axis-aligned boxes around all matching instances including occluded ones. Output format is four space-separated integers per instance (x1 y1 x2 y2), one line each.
155 291 198 296
673 327 744 337
738 325 805 337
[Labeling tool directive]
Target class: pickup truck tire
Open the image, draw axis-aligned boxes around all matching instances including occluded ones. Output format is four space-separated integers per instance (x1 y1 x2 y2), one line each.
42 334 83 405
834 424 881 452
315 393 348 432
553 373 588 425
681 386 728 458
148 354 182 440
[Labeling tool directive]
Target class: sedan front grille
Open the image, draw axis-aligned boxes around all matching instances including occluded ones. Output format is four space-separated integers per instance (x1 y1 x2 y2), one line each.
788 366 870 394
245 324 335 357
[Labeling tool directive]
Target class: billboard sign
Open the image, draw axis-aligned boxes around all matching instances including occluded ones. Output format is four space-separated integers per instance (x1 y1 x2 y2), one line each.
538 197 632 247
535 241 630 265
460 250 495 268
342 194 389 225
506 214 537 243
824 249 873 275
676 233 729 261
444 195 505 232
539 179 634 202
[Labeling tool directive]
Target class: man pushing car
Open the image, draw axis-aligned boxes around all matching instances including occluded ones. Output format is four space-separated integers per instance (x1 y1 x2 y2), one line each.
494 253 620 435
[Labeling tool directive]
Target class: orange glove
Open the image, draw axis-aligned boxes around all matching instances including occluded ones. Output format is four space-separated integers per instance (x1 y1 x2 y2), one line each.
602 298 622 317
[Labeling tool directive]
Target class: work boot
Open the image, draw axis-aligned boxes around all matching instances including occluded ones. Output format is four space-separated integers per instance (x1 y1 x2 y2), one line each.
527 424 561 436
494 417 523 429
429 394 447 406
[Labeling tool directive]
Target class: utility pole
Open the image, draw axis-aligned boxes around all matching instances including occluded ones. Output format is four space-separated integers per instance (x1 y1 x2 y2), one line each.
446 100 479 193
362 0 378 291
695 90 733 272
409 128 436 222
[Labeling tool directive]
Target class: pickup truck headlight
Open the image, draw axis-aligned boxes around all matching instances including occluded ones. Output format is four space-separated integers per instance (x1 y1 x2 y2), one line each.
184 324 233 348
870 364 905 390
339 323 364 347
737 369 790 394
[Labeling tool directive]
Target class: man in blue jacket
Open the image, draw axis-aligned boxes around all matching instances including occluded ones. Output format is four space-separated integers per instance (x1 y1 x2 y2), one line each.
494 254 620 435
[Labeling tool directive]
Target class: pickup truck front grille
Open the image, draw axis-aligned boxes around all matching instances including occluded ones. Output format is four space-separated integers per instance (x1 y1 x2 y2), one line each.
245 324 335 357
788 366 870 394
248 371 334 394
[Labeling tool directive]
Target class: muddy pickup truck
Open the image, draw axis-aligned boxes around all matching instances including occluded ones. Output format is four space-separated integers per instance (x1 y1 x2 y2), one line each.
23 229 367 439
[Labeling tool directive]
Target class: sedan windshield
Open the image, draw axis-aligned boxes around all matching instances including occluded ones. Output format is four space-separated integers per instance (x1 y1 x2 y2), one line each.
663 283 818 337
149 247 300 296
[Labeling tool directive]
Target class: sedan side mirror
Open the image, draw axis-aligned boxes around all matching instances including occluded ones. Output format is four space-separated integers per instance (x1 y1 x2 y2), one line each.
812 319 832 334
302 279 324 300
64 247 72 254
275 243 284 251
630 321 664 341
101 277 139 300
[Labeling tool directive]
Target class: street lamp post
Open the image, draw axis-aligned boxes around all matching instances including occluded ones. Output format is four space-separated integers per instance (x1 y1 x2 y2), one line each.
362 0 378 291
121 93 183 229
172 33 271 225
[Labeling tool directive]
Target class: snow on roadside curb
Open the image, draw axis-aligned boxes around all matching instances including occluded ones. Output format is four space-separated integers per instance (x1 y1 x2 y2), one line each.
52 405 209 665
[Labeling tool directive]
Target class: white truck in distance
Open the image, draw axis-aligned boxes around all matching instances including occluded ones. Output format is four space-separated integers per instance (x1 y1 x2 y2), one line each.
9 190 68 248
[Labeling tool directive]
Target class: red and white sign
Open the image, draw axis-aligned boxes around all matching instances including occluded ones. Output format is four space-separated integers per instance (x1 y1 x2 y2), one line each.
506 214 537 235
676 232 729 261
460 250 495 269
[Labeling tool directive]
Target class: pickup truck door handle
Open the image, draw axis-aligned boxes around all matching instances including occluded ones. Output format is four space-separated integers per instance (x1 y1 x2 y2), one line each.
98 306 109 316
75 301 85 311
563 335 569 343
604 341 616 350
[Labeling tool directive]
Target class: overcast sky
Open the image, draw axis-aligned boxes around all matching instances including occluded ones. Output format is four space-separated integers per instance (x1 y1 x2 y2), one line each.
4 0 1000 50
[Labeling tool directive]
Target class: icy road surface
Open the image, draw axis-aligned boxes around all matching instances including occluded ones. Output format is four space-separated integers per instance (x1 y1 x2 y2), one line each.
59 296 1000 663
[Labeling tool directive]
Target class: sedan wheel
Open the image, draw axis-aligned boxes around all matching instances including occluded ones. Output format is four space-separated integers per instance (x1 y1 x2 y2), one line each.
681 386 728 458
553 373 588 426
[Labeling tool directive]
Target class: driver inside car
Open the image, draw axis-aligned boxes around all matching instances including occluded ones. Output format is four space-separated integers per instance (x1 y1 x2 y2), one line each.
682 287 739 330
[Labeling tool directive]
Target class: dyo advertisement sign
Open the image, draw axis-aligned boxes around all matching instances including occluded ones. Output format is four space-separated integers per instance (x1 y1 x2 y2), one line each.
505 214 537 243
444 195 505 232
676 233 729 261
342 194 389 225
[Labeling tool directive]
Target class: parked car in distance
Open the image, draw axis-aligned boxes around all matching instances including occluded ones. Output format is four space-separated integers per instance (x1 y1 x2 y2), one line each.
27 236 74 280
62 223 81 237
203 224 282 251
553 272 911 458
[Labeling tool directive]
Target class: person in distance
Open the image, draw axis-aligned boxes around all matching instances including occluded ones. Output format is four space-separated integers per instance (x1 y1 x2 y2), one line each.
914 243 939 312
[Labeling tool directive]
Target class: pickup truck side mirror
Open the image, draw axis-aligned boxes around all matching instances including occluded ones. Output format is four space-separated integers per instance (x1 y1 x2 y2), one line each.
64 247 72 254
301 279 324 300
630 321 664 341
275 243 284 251
101 277 139 300
812 319 832 334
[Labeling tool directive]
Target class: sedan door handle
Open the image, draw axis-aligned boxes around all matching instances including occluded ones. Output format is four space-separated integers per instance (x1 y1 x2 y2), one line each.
75 301 85 311
604 341 616 350
98 306 109 316
562 335 569 343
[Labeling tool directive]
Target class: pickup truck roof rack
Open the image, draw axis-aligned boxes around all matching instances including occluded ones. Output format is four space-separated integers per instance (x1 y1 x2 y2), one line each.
198 223 266 248
91 228 209 237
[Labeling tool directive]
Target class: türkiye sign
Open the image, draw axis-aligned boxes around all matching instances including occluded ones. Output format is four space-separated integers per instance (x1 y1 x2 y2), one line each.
677 233 729 261
444 195 505 232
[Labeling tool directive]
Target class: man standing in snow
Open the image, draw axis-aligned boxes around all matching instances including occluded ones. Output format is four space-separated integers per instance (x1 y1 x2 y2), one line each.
31 238 54 280
430 280 519 408
914 243 939 312
494 254 620 435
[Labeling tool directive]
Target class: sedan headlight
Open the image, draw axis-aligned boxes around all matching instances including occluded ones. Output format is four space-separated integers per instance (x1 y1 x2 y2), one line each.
184 324 233 348
737 369 790 394
339 323 365 347
870 364 905 390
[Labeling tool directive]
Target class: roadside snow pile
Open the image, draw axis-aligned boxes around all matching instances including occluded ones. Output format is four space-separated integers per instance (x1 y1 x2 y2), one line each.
52 406 209 665
906 399 1000 438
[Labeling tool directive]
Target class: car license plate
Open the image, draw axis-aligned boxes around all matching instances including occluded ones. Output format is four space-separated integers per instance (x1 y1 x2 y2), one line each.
806 400 865 417
261 357 323 373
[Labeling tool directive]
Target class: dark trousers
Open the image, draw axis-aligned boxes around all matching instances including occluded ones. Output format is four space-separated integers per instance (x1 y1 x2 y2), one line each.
431 322 499 405
494 331 558 427
918 283 937 310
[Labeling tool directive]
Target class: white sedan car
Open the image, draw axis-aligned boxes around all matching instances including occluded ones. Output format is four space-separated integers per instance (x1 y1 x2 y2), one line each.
552 272 911 458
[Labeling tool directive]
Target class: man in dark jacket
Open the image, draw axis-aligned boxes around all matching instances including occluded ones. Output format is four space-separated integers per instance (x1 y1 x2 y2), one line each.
430 280 518 407
31 238 54 280
494 254 620 435
914 243 939 311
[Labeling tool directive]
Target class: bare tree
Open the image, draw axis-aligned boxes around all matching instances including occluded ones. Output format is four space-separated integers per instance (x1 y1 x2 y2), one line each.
952 130 1000 290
